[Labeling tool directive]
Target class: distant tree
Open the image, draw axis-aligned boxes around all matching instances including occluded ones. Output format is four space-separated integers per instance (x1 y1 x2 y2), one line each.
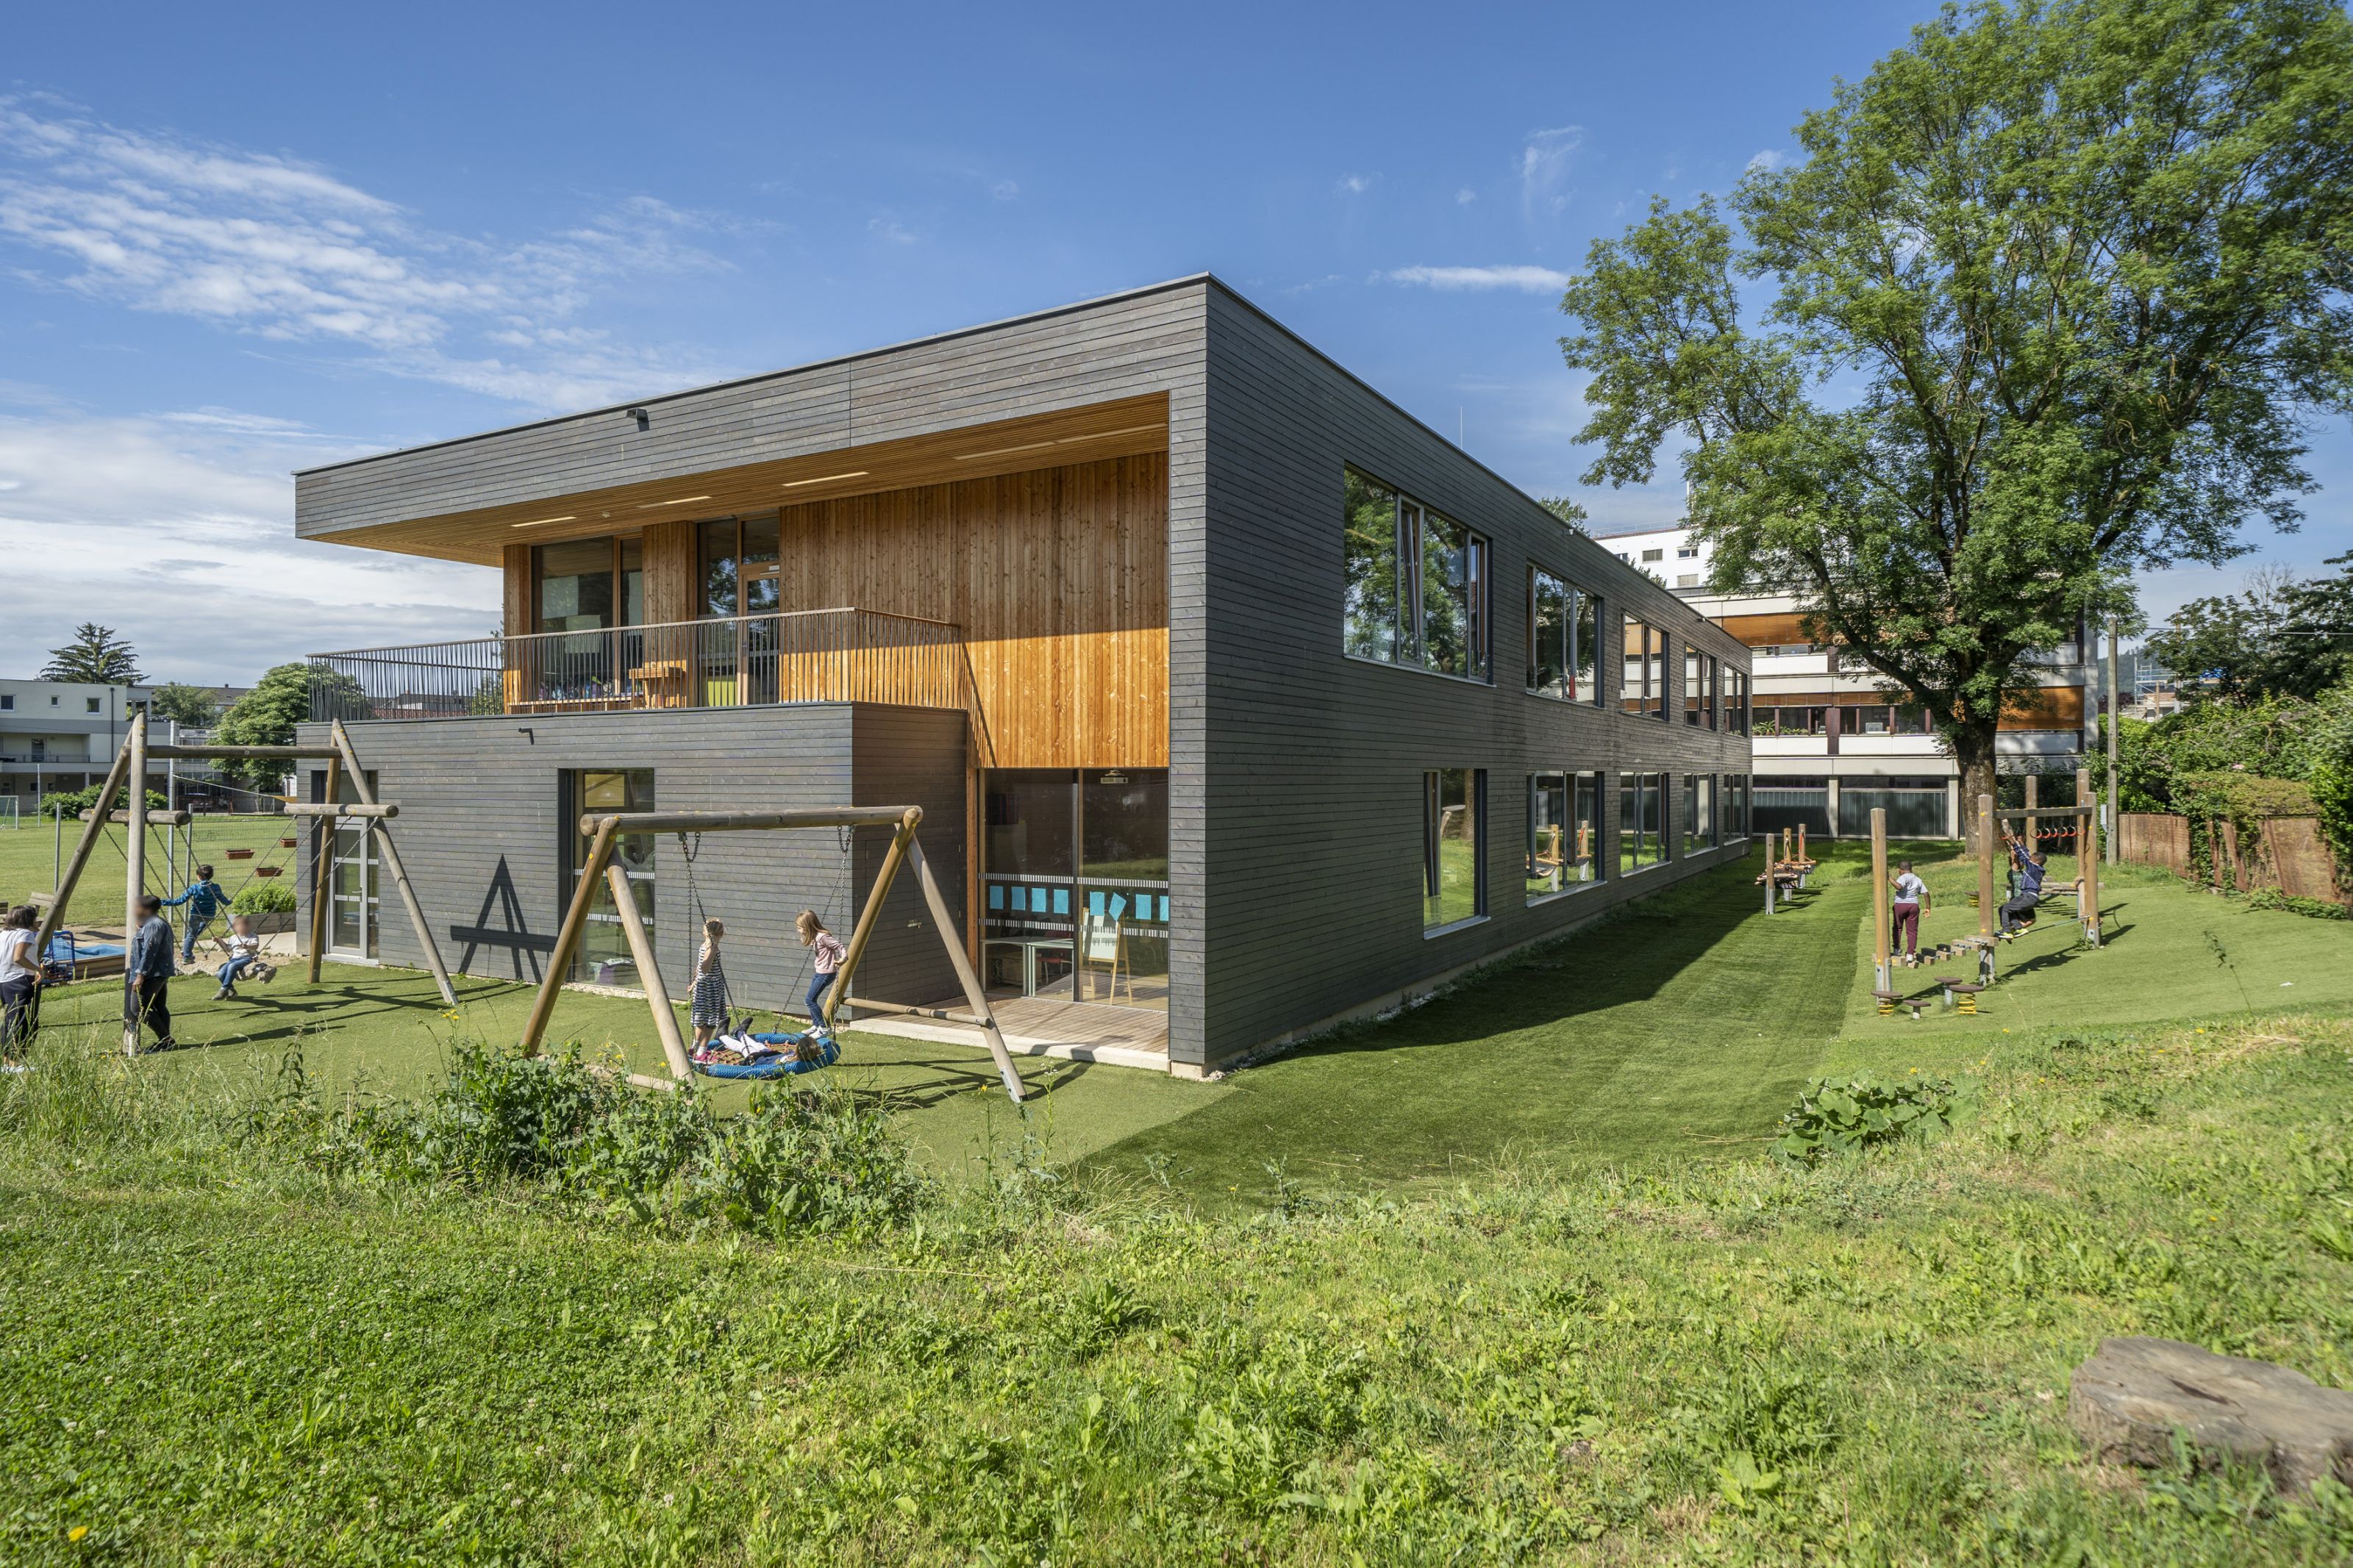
1557 0 2353 851
1536 495 1590 532
146 682 220 731
210 664 314 792
40 624 143 684
2144 556 2353 701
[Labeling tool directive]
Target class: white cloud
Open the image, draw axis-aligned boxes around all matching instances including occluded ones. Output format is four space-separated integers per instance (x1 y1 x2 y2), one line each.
1337 173 1378 195
0 408 498 682
1519 126 1584 223
989 179 1020 201
1387 264 1572 293
1457 187 1477 205
1746 148 1787 173
0 99 739 412
868 215 918 245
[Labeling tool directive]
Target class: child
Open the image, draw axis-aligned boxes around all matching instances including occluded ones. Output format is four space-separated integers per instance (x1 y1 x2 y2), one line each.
797 910 846 1034
125 894 177 1054
213 913 263 1001
1999 834 2048 937
1890 860 1929 964
164 864 229 967
689 917 729 1050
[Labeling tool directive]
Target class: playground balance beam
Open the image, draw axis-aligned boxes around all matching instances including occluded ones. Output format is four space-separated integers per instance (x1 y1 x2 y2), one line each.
278 802 400 818
79 809 192 826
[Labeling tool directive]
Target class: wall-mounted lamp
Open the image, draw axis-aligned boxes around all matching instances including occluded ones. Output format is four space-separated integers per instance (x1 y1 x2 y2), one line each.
626 407 650 432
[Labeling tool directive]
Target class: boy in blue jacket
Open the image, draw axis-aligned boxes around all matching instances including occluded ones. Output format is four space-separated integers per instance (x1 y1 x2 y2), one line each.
164 864 229 965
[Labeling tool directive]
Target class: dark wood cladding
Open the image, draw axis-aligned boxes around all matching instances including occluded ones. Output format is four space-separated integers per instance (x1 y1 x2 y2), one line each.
1190 286 1755 1067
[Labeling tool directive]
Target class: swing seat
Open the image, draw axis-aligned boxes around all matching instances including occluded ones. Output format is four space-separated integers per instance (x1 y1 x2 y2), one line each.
691 1032 840 1079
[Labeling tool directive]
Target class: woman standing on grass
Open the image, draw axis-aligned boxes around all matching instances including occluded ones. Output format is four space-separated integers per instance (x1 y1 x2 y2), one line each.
689 917 729 1049
796 910 846 1034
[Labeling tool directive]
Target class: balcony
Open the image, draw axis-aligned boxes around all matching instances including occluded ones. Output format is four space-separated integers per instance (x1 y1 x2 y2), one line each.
310 608 969 723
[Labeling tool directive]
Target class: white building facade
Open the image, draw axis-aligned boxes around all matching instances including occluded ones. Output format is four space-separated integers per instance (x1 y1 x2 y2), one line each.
1593 525 2099 838
0 680 151 816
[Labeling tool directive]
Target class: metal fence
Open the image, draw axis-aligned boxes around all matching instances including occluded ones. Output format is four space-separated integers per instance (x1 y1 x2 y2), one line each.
311 608 969 723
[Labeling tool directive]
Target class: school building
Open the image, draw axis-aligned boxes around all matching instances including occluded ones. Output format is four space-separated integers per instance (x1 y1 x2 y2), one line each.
1593 523 2102 840
290 277 1757 1077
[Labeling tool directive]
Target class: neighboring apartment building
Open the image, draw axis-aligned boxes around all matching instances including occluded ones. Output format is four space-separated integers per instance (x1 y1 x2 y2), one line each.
1594 523 2096 839
288 276 1755 1078
0 679 148 815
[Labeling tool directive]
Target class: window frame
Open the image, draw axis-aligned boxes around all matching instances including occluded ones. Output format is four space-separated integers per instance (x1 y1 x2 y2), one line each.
1617 770 1669 873
1527 768 1605 903
1341 465 1490 684
1621 618 1669 721
1524 565 1599 705
1422 767 1488 934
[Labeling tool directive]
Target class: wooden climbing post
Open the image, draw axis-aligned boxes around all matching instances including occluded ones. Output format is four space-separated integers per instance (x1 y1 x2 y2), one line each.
307 748 342 984
520 816 618 1056
605 862 693 1081
1871 806 1890 993
121 712 148 1056
1977 793 1997 942
2077 764 2101 948
329 721 457 1007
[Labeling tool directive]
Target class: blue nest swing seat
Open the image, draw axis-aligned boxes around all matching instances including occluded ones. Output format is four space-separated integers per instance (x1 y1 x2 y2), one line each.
691 1032 840 1080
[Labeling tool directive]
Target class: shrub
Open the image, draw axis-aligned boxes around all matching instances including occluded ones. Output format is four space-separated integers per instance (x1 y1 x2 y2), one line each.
38 784 168 823
2246 887 2352 920
229 880 296 915
1773 1075 1956 1166
296 1040 929 1234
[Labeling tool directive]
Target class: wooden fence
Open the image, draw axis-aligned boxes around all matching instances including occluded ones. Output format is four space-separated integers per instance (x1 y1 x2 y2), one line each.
2118 810 2346 904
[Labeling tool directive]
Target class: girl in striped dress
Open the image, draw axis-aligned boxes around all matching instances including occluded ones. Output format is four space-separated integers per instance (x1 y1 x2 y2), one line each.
689 918 729 1048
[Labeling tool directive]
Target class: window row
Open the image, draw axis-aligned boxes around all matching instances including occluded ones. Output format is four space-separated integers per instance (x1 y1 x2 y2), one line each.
1423 767 1755 928
1754 703 1931 737
1523 568 1752 733
1344 467 1490 681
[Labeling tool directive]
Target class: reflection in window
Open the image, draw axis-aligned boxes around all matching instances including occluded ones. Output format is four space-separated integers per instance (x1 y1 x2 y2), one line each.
536 538 618 634
985 770 1076 881
1683 774 1715 854
1621 620 1668 719
1424 768 1483 929
983 769 1171 1013
1618 770 1666 871
1527 770 1602 899
564 767 654 983
1727 668 1751 734
1082 769 1168 880
1685 649 1718 728
1725 775 1751 837
1342 466 1488 681
1527 568 1600 704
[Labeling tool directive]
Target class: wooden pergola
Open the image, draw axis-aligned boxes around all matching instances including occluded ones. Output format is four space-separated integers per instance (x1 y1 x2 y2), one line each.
518 803 1025 1103
35 712 457 1053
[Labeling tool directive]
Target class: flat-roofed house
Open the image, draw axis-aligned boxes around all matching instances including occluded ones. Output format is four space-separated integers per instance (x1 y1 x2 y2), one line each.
293 277 1754 1077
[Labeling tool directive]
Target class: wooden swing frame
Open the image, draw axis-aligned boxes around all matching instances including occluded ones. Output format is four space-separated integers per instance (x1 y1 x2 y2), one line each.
517 803 1026 1103
33 712 459 1053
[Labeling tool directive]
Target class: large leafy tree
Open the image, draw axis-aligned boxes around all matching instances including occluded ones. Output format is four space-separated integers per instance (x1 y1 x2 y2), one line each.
146 682 221 731
1558 0 2353 848
2141 557 2352 701
210 663 313 793
40 623 143 685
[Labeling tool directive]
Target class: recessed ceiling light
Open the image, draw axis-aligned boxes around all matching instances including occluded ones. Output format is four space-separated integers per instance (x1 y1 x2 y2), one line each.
952 440 1057 462
782 470 868 488
512 515 576 529
1056 423 1162 444
638 495 713 509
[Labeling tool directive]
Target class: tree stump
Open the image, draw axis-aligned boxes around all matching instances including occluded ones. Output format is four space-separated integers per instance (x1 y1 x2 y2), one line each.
2069 1336 2353 1496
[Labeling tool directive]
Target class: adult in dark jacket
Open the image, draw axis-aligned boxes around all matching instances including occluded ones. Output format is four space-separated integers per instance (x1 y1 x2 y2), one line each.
124 895 177 1053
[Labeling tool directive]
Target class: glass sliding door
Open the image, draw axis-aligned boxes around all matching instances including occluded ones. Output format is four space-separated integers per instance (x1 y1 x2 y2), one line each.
982 767 1170 1011
564 769 655 983
326 769 379 959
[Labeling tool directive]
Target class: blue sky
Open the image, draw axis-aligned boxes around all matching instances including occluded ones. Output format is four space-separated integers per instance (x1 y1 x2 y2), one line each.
4 0 2346 681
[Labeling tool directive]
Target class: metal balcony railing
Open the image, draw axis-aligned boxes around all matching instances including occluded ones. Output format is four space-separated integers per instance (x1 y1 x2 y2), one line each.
309 608 969 723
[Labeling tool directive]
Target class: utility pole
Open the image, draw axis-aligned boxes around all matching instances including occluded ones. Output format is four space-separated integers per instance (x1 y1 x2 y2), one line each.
2105 620 2121 864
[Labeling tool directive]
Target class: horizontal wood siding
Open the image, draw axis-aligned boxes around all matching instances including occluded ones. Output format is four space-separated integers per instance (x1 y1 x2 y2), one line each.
1193 285 1757 1067
295 705 965 1022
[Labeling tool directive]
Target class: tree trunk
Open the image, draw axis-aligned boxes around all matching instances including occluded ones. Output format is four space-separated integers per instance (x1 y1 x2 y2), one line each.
1951 719 1999 857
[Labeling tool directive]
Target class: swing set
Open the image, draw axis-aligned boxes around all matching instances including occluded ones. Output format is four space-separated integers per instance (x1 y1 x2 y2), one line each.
34 712 457 1053
517 802 1026 1103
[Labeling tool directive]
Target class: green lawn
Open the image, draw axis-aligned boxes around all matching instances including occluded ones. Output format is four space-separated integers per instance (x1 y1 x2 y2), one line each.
0 810 299 920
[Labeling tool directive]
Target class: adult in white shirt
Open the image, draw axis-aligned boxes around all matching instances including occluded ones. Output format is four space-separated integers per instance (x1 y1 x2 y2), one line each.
0 904 40 1064
1890 862 1930 964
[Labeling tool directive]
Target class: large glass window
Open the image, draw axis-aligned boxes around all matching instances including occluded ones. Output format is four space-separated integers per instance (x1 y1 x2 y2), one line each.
1342 466 1488 681
1685 650 1718 728
1727 668 1751 734
1760 706 1828 737
1621 620 1668 719
563 768 654 984
536 538 618 634
1527 770 1602 900
1727 774 1751 837
984 768 1170 1012
1527 568 1601 704
1683 774 1715 854
1618 770 1666 872
1424 768 1484 929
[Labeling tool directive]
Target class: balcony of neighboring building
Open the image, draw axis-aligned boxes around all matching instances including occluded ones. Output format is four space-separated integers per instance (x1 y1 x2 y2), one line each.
308 607 970 724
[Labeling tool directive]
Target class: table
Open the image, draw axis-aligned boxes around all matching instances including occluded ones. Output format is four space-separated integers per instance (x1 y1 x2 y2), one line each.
985 937 1074 997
